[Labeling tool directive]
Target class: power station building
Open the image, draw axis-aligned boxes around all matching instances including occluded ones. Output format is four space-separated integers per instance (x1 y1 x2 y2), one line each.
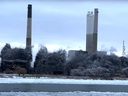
68 50 88 61
68 8 106 61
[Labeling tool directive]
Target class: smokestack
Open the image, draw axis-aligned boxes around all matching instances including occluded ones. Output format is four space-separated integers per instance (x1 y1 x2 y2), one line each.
93 8 98 53
86 11 94 54
26 4 32 47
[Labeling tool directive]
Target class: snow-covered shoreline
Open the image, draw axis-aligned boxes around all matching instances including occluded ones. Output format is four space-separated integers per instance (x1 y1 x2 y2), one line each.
1 91 128 96
1 76 128 95
1 76 128 85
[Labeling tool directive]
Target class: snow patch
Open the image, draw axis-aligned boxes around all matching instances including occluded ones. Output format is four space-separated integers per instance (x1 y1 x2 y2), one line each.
0 77 128 85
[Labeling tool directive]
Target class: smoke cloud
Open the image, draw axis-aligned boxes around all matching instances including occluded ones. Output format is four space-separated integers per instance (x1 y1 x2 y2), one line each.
109 46 117 55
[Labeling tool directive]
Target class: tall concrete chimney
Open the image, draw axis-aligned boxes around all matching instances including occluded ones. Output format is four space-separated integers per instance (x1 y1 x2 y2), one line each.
26 4 32 47
93 8 98 53
86 11 94 54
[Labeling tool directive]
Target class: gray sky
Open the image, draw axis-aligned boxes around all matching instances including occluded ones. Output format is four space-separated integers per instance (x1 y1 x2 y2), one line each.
0 0 128 60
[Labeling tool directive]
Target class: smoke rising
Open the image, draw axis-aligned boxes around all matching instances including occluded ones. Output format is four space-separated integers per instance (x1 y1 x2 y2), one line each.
109 46 117 55
100 45 117 55
100 45 108 52
1 43 128 77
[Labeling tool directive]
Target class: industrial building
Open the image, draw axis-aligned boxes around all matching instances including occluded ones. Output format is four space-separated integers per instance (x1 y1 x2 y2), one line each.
96 51 107 57
68 8 107 60
68 50 88 61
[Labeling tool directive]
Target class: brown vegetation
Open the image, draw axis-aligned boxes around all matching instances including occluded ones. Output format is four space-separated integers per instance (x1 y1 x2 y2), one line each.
14 66 27 76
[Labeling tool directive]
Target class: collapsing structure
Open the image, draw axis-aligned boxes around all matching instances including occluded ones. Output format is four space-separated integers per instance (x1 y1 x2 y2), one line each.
1 59 28 74
86 8 98 55
68 50 88 61
0 46 32 73
0 4 33 73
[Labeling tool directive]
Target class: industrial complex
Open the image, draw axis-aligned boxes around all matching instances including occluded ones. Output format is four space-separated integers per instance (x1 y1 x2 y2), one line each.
0 5 107 73
68 8 107 61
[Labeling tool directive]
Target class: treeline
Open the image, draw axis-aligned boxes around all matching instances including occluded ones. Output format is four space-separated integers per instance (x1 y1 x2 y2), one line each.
1 43 128 77
0 43 32 72
66 53 128 77
34 45 67 74
1 43 32 61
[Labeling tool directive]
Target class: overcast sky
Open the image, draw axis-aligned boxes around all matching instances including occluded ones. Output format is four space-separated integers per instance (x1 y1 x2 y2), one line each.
0 0 128 61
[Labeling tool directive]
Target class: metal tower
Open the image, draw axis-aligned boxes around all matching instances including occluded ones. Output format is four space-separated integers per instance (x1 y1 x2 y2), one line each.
122 40 125 56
